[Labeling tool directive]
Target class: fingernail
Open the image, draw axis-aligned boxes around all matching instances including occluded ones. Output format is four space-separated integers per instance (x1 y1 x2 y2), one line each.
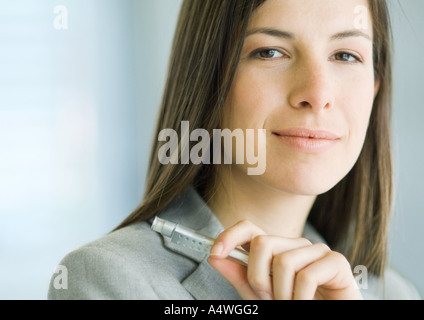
210 242 224 256
257 291 272 300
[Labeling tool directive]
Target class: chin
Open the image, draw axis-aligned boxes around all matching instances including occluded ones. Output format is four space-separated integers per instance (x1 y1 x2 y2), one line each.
276 181 337 197
259 168 345 197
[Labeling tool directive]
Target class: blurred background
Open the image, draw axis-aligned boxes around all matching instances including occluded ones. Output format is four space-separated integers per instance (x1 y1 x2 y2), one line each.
0 0 422 299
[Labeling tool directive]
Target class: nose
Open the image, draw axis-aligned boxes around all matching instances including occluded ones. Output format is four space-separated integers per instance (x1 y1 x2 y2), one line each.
287 58 334 112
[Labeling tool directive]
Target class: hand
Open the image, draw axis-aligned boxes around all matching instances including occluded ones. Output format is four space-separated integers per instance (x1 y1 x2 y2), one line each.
208 220 362 300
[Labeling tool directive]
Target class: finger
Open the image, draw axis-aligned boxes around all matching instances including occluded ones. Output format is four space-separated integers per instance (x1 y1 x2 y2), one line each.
272 243 331 300
247 235 313 300
210 220 266 259
292 251 358 300
246 235 274 300
207 257 259 300
208 220 266 300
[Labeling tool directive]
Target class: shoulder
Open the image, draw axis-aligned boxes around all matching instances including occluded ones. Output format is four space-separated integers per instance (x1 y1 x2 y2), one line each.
361 267 421 300
48 221 196 300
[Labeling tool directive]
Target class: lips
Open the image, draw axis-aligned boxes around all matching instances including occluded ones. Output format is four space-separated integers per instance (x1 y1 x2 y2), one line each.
272 128 341 153
272 128 341 140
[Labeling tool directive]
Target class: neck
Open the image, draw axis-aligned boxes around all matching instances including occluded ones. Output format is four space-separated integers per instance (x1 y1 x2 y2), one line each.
208 166 317 238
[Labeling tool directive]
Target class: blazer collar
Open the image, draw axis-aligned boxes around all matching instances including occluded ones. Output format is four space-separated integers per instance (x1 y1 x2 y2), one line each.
157 187 225 264
156 187 240 299
155 186 326 300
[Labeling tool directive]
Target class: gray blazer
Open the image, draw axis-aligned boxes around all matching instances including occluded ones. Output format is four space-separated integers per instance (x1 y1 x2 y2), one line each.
48 187 421 300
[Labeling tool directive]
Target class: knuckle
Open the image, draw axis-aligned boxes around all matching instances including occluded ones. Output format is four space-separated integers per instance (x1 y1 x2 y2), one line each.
314 242 331 252
273 253 293 272
247 273 268 292
250 234 268 248
299 238 313 246
330 251 351 267
237 219 265 236
296 269 314 284
330 250 346 261
238 219 253 228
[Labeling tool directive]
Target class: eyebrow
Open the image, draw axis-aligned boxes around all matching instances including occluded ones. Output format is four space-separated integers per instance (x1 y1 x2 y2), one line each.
245 28 295 39
245 27 372 41
330 30 372 41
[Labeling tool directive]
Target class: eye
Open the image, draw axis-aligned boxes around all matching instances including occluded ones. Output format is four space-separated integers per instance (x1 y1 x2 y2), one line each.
332 52 362 63
252 48 285 60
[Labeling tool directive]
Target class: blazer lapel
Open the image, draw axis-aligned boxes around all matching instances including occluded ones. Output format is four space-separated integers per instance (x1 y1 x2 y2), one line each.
155 187 241 300
181 258 241 300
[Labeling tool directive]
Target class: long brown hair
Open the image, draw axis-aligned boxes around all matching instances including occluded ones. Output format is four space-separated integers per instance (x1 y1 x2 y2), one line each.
116 0 393 277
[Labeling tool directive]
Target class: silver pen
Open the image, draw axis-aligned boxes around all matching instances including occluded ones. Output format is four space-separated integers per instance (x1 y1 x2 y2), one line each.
151 216 249 267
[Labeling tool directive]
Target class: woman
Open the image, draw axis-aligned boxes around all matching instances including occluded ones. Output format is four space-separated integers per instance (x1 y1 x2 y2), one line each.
48 0 420 300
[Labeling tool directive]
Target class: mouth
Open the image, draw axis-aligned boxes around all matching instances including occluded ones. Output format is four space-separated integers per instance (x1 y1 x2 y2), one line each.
272 128 341 153
272 128 341 140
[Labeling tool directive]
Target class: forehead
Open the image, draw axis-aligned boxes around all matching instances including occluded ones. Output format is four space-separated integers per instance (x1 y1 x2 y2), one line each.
249 0 372 37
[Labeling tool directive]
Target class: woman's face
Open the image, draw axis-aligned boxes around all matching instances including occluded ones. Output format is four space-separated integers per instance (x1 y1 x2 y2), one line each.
222 0 377 196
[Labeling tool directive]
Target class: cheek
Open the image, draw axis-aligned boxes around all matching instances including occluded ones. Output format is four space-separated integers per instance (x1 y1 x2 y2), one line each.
343 83 375 149
224 68 282 130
